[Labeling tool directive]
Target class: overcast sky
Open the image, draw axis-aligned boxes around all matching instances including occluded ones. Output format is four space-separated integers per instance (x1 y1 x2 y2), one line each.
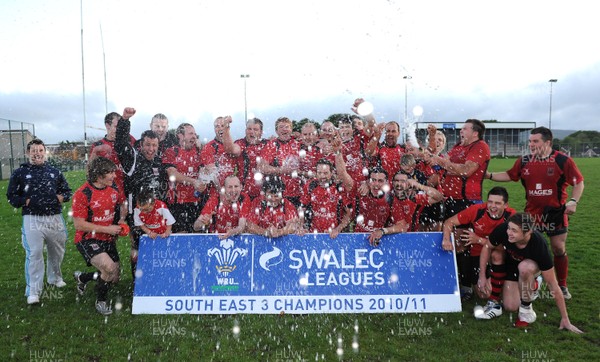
1 0 599 144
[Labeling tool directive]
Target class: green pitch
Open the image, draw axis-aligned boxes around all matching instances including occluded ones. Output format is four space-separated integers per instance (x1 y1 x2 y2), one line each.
1 158 598 361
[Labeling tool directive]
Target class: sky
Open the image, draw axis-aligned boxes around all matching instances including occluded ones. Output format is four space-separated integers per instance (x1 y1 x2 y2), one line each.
1 0 599 144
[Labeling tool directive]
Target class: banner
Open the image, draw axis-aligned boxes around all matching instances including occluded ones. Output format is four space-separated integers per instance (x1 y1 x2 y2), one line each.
132 232 461 314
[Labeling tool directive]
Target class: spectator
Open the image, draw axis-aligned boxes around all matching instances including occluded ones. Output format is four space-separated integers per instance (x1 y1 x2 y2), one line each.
7 139 72 305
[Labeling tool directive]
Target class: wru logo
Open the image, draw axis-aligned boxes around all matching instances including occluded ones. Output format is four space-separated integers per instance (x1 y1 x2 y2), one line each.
207 239 248 276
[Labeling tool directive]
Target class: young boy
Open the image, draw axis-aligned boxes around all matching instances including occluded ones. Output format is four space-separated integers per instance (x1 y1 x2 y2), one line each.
133 189 175 240
130 189 176 279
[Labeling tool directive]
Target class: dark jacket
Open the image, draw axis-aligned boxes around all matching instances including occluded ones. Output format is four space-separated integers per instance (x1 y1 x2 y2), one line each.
115 117 169 211
6 162 72 216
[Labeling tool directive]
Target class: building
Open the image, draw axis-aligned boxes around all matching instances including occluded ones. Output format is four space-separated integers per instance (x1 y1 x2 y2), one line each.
414 121 536 157
0 126 35 180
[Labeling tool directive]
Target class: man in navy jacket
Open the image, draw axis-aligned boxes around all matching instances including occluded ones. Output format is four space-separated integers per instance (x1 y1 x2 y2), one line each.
7 139 72 305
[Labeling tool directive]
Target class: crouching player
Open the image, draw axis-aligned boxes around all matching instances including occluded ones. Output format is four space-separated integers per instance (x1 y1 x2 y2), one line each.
476 213 582 333
72 157 126 316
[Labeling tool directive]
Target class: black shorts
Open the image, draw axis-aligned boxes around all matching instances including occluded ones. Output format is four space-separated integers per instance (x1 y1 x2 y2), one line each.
76 239 120 267
504 259 521 282
168 202 201 233
420 202 444 224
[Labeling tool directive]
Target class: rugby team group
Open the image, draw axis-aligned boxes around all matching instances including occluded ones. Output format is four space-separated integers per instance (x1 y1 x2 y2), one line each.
6 99 584 333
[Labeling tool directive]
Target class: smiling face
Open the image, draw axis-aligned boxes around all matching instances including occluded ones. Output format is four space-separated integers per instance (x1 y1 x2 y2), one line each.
316 163 333 186
141 136 159 160
392 172 409 196
486 194 507 219
275 119 293 141
222 176 242 204
320 122 336 141
368 171 387 195
301 123 318 146
338 122 353 141
245 122 263 144
506 221 527 244
459 122 477 146
27 143 46 166
178 125 198 150
213 117 227 142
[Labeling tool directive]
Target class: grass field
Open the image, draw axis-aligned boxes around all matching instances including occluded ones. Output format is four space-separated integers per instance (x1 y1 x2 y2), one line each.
1 158 598 361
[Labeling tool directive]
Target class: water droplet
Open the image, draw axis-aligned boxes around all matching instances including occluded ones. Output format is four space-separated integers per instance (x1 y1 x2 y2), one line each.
357 101 374 116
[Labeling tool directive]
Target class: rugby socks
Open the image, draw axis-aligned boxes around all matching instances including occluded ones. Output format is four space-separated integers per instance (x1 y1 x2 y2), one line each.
520 299 531 307
469 255 481 286
95 278 111 302
458 253 471 288
554 253 568 287
79 271 99 284
489 264 506 303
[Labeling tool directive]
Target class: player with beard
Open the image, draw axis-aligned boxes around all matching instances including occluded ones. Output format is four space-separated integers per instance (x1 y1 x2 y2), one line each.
486 127 584 300
235 118 268 200
245 176 300 238
442 187 516 306
388 171 443 233
298 159 352 238
194 176 250 239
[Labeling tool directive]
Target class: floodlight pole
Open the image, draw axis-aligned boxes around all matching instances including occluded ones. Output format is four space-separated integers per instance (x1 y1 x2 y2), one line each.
403 75 412 121
241 74 250 121
548 79 557 130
